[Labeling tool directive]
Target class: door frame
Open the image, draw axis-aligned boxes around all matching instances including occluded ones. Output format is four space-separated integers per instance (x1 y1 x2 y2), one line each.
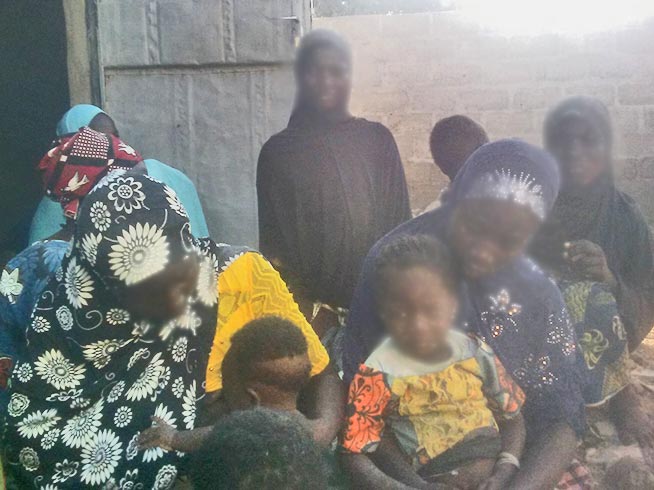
86 0 103 105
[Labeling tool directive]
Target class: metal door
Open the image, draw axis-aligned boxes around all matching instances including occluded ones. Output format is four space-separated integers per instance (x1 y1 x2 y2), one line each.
92 0 309 246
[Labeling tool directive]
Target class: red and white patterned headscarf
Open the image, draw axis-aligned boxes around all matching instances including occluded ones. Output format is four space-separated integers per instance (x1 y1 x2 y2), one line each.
38 126 143 219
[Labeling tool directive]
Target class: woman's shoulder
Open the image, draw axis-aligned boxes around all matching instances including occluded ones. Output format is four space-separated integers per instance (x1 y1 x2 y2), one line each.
349 118 394 139
215 244 256 271
493 256 567 311
6 240 68 270
514 256 558 285
195 239 255 272
370 210 448 256
259 128 296 157
615 190 650 229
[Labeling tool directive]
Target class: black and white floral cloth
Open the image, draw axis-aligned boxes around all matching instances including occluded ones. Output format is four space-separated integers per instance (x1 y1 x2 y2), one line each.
4 172 219 489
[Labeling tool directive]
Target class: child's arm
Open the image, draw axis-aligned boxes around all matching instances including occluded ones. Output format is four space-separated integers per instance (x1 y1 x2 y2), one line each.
372 433 453 489
138 416 213 453
479 412 525 490
299 365 346 447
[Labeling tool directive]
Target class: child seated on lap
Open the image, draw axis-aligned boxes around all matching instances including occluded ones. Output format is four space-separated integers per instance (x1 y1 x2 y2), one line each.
341 235 526 490
138 316 312 452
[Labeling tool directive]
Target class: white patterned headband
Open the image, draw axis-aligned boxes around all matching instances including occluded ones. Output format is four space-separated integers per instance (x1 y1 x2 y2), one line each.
466 168 546 220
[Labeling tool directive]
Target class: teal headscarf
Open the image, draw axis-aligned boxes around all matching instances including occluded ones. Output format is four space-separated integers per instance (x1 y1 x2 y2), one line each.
145 159 210 238
31 106 107 243
55 104 105 136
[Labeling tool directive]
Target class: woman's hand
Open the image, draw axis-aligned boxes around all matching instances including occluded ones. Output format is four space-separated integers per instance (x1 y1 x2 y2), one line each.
138 416 178 451
564 240 616 288
477 463 517 490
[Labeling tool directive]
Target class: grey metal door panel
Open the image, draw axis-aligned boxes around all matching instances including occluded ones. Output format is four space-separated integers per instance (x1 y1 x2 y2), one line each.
104 66 294 246
98 0 302 66
96 0 308 247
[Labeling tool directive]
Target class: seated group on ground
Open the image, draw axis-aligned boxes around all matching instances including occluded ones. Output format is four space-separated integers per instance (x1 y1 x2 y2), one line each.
0 29 653 490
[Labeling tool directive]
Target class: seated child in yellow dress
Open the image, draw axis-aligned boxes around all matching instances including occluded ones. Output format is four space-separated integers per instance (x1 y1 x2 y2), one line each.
341 235 526 490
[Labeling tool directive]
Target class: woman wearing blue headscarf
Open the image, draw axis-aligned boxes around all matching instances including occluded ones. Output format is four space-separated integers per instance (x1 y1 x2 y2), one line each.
29 104 209 243
343 140 587 489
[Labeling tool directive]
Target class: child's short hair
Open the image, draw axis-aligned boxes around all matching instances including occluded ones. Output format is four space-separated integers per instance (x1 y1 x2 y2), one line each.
191 408 327 490
430 115 489 181
373 235 460 301
222 316 310 392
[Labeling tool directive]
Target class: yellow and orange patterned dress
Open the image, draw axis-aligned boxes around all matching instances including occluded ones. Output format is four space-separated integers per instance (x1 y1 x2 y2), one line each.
341 331 524 468
205 245 330 392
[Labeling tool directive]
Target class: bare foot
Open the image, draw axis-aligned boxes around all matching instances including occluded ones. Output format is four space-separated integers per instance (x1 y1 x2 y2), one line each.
611 384 654 467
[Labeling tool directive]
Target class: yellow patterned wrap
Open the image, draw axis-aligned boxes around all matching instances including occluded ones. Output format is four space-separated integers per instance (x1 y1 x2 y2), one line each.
205 252 330 392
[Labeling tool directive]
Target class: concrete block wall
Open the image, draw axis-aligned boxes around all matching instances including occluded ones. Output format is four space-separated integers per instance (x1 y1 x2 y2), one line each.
314 12 654 222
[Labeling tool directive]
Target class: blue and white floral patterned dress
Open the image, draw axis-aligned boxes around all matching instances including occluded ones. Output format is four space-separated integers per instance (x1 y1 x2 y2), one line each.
4 173 219 489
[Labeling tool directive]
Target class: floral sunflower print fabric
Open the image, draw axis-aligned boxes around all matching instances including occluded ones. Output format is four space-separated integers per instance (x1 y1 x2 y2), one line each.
0 241 68 414
3 172 219 489
559 280 631 405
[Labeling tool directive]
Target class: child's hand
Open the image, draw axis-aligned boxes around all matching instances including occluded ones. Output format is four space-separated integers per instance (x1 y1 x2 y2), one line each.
138 416 177 451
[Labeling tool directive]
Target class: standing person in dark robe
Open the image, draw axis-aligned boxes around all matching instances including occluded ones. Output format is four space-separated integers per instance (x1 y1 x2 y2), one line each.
531 95 654 460
257 30 411 343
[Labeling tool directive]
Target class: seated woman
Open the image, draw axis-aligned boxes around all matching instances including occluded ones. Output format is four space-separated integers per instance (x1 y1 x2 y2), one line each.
29 104 209 243
341 235 525 490
344 140 587 489
4 173 218 487
257 30 411 343
0 127 143 415
531 96 654 456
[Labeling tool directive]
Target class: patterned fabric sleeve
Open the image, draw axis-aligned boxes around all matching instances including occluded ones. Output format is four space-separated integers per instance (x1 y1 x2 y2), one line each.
341 365 392 454
0 242 68 406
474 338 525 420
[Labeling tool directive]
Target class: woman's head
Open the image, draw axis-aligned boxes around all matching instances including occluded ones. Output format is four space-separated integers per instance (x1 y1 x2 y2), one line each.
56 104 119 137
446 139 560 279
38 127 143 222
373 235 460 360
74 171 201 322
294 30 352 115
544 96 612 193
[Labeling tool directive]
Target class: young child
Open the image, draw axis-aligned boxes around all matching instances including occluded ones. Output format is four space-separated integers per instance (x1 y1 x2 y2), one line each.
341 235 526 490
137 316 313 453
423 115 489 214
190 408 327 490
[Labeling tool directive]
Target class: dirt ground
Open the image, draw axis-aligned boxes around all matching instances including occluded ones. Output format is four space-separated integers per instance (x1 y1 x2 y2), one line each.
581 331 654 488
